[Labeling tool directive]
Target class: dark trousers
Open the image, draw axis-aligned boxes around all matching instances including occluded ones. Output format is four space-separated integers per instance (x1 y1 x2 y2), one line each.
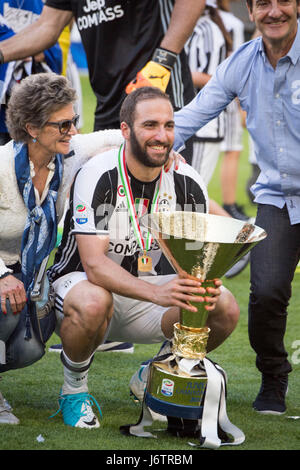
0 273 45 371
249 204 300 376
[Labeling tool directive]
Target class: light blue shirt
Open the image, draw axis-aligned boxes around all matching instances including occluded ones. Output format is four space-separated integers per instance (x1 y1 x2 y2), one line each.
175 25 300 225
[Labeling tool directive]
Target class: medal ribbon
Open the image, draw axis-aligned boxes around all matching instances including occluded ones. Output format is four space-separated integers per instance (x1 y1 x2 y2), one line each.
118 144 162 253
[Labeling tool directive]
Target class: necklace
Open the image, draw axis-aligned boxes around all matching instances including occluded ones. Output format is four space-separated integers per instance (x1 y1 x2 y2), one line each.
29 156 55 178
118 144 163 272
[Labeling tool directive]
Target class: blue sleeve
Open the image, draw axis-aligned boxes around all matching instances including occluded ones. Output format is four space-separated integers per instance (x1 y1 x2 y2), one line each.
0 22 15 41
174 55 237 151
0 24 14 130
43 43 63 74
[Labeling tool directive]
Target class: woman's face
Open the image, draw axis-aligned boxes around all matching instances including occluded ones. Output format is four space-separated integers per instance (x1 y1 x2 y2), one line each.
33 103 78 156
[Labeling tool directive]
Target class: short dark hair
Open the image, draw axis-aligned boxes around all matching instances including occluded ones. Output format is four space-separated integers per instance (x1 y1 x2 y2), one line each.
119 86 172 129
246 0 300 12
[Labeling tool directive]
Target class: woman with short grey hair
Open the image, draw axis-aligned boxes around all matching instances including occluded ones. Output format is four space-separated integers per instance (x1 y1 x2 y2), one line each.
6 72 77 143
0 72 123 424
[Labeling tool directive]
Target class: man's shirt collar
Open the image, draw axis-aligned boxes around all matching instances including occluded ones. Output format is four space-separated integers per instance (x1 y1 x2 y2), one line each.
258 23 300 65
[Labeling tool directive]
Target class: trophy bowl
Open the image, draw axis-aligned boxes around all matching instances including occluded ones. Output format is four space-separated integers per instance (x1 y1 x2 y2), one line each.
141 211 266 281
139 212 267 421
141 211 267 329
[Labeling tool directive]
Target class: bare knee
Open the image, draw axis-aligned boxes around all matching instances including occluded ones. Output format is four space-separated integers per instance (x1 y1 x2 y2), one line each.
64 287 113 338
206 289 239 352
82 298 109 332
219 290 240 328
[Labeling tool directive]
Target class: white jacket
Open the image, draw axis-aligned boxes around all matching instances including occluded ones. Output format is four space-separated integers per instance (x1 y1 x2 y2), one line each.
0 129 123 275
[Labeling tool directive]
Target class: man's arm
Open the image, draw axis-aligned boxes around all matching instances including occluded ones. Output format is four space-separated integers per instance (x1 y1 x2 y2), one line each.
0 6 73 63
209 199 231 217
160 0 205 53
76 234 207 312
174 64 236 151
125 0 205 94
191 71 211 89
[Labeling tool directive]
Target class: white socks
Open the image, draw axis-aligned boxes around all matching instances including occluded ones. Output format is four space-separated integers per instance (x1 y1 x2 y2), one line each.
61 350 93 395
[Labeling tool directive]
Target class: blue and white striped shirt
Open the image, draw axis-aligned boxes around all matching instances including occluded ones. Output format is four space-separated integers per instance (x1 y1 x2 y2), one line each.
175 25 300 224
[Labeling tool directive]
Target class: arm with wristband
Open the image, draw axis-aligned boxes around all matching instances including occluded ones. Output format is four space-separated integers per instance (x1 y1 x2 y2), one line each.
125 0 205 94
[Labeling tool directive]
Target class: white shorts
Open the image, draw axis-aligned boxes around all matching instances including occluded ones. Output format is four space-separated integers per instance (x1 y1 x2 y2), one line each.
220 100 243 152
52 272 176 344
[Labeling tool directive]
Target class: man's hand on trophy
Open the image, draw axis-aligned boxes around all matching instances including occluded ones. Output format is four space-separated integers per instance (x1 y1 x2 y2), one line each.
203 279 222 311
154 277 210 311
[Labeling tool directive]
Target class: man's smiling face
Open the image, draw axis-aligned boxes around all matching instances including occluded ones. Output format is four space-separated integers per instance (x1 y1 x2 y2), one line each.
129 98 174 168
248 0 298 46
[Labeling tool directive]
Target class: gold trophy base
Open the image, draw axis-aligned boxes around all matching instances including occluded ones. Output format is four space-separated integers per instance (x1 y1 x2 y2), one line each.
145 360 207 419
144 322 210 419
172 323 210 360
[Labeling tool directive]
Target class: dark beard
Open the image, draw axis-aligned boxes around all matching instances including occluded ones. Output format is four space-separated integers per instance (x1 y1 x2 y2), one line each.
130 128 171 168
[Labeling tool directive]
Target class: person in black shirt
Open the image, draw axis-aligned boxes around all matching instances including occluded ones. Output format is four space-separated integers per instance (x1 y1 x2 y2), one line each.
0 0 204 162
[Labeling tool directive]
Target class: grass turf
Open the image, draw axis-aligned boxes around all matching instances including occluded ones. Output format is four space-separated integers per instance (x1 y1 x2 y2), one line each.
1 76 299 452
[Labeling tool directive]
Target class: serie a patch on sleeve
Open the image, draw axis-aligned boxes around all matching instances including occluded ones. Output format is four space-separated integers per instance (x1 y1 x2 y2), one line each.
75 204 88 225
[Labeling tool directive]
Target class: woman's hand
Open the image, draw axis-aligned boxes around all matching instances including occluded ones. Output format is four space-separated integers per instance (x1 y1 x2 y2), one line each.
0 275 26 314
164 149 186 172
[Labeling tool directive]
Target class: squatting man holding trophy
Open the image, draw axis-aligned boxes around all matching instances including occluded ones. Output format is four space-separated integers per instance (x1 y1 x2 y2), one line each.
48 87 239 429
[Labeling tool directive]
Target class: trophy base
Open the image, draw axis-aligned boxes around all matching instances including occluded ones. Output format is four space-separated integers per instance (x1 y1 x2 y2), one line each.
173 323 210 359
145 361 207 420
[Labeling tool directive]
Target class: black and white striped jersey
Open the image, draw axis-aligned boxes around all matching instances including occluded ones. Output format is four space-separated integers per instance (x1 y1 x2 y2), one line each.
219 9 245 137
45 0 195 129
185 13 226 142
49 146 208 281
219 10 245 53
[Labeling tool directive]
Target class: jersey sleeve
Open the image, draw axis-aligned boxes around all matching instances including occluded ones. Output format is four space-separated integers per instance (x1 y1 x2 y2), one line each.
70 165 109 237
173 162 209 213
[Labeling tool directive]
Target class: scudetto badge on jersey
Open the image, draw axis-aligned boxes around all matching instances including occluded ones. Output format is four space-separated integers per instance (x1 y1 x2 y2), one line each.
75 204 88 224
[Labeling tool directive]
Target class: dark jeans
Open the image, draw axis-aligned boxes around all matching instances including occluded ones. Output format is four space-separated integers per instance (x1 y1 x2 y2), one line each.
249 204 300 376
0 273 22 345
0 273 45 371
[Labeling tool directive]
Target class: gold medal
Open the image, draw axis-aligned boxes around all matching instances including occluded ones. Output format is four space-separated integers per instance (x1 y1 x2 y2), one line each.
138 250 152 272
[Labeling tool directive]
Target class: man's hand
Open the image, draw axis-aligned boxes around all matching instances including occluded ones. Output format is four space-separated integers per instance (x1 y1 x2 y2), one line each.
151 277 213 311
126 61 171 94
33 52 45 62
125 47 177 94
152 277 222 312
0 275 26 315
203 279 222 311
